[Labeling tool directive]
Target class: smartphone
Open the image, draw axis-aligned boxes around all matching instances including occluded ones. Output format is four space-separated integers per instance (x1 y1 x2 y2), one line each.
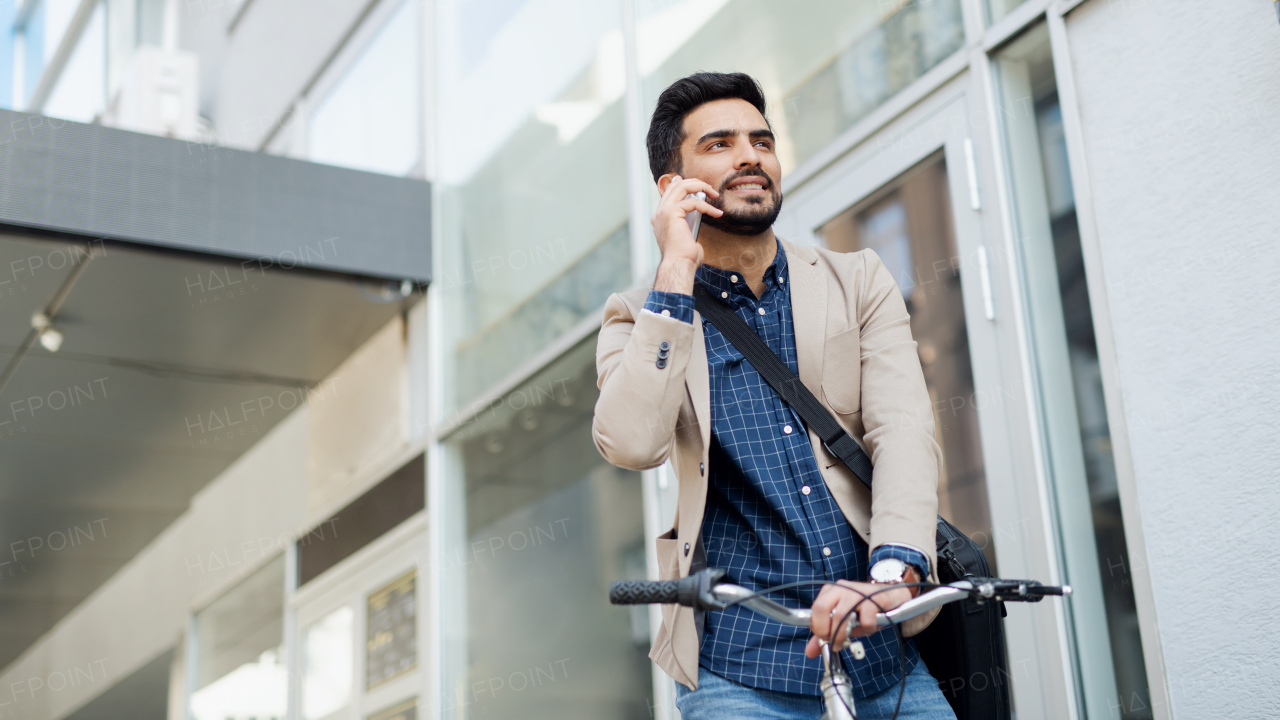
686 191 706 241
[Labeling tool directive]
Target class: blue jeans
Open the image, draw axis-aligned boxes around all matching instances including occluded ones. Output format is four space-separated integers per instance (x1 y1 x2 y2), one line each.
675 659 957 720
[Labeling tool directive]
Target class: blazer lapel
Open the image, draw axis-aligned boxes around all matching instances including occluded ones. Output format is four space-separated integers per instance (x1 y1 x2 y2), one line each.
783 239 827 393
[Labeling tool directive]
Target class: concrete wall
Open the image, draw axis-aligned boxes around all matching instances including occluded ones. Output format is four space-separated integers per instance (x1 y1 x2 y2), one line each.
1066 1 1280 717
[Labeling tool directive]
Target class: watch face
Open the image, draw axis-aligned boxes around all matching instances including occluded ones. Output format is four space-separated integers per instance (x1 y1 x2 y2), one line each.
871 559 907 583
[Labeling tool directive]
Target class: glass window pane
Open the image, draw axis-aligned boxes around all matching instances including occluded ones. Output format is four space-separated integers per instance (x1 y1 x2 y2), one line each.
435 0 630 412
191 554 287 720
44 0 106 123
309 0 421 176
986 0 1026 26
993 23 1151 720
43 0 82 62
303 605 354 720
444 338 651 718
819 153 997 573
636 0 964 174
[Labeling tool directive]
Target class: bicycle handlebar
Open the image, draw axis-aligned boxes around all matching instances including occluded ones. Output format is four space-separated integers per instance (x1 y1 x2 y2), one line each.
609 571 1071 629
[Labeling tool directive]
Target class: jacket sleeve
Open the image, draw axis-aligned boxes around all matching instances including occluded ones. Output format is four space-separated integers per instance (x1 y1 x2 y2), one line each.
592 292 698 470
857 250 943 576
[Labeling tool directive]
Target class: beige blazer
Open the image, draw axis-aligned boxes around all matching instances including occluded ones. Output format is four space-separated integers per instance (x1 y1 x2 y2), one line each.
592 239 943 690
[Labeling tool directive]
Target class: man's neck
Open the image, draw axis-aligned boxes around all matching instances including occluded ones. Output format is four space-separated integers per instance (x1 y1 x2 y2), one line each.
697 227 777 300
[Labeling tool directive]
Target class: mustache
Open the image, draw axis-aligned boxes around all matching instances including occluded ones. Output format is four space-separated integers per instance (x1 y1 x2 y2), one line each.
717 167 777 193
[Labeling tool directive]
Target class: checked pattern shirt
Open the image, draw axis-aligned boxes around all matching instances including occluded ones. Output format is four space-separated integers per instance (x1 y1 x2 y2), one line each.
642 238 928 697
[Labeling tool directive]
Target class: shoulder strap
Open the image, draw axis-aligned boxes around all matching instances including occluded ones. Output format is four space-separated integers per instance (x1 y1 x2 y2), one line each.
692 283 874 490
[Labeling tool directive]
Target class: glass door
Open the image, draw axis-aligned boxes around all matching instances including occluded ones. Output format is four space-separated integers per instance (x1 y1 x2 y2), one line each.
778 84 1077 719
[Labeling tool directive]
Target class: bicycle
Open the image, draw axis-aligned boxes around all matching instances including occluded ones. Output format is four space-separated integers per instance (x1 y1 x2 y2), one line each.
610 568 1071 720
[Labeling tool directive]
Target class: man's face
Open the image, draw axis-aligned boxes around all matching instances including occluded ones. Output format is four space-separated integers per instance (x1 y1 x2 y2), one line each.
673 99 784 236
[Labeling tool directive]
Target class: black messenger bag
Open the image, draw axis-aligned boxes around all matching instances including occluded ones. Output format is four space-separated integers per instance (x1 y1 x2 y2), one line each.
693 284 1010 720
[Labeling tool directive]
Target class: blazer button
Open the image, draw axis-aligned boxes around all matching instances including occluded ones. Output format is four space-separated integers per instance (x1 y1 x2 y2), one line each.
659 341 671 351
684 543 691 556
656 358 667 369
699 463 705 476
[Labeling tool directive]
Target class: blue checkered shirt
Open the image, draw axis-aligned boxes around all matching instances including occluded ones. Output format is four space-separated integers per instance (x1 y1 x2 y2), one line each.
643 239 929 697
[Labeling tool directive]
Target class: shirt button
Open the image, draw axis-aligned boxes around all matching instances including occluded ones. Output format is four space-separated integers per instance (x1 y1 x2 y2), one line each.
660 309 671 317
730 274 739 283
801 485 811 495
721 291 729 299
783 425 793 434
822 547 832 557
757 307 766 315
780 277 785 283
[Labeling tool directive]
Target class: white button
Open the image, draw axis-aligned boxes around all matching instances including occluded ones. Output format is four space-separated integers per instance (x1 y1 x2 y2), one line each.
721 291 729 299
783 425 793 434
801 485 811 495
730 274 739 282
780 277 785 283
660 309 671 317
822 547 832 557
758 307 766 315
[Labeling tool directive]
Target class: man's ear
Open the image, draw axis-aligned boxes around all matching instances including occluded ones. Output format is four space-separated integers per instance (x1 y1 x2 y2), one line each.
656 173 679 195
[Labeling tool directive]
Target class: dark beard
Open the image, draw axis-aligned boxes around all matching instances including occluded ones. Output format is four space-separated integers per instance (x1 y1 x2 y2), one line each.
701 171 784 236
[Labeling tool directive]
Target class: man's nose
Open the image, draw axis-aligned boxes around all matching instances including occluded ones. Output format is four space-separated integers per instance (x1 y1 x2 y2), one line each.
733 140 762 167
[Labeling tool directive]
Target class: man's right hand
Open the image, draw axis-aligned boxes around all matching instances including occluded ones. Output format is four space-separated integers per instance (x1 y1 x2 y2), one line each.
651 175 721 295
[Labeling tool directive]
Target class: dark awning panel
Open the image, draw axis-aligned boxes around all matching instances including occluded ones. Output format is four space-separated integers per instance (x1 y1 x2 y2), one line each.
0 110 430 283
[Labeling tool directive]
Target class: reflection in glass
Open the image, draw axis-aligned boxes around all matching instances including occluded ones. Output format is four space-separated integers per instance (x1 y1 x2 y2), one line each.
303 605 354 720
44 1 106 123
191 554 287 720
819 154 996 572
994 24 1150 720
986 0 1027 26
309 0 421 176
636 0 964 173
436 0 631 411
444 339 651 719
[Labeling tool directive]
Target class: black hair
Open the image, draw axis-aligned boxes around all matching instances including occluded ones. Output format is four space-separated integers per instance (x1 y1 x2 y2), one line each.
646 72 770 183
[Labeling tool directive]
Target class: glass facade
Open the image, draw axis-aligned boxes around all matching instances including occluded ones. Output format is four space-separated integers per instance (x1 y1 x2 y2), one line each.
43 0 105 122
442 339 651 719
308 0 421 176
993 23 1150 720
635 0 964 177
435 0 631 412
986 0 1028 26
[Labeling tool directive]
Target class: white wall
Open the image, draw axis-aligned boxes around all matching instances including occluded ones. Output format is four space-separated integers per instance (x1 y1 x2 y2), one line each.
1066 1 1280 717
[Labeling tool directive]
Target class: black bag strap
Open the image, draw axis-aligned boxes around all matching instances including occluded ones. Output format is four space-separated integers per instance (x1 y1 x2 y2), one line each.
692 283 874 491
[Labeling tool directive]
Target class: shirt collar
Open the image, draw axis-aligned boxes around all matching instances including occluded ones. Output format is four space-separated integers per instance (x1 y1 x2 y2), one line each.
695 237 788 300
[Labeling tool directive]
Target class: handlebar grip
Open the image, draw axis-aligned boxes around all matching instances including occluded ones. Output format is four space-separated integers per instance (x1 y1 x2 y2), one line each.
609 579 681 605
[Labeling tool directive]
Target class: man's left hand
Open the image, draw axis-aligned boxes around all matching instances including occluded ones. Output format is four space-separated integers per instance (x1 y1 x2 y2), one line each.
804 571 920 658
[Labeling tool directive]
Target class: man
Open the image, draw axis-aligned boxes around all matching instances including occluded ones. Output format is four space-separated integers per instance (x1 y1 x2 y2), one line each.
592 72 955 719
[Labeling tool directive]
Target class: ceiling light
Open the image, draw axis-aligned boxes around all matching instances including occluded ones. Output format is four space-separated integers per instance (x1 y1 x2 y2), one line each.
39 328 63 352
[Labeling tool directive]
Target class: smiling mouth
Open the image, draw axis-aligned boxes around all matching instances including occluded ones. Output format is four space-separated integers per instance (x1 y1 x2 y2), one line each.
727 178 769 193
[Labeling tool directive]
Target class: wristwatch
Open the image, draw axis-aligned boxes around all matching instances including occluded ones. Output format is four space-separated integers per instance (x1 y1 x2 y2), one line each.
869 558 909 585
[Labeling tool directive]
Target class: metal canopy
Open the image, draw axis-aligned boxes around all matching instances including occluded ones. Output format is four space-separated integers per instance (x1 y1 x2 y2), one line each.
0 110 431 283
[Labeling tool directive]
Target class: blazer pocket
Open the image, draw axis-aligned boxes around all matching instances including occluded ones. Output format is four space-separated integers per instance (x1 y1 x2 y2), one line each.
821 327 862 415
654 528 681 581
